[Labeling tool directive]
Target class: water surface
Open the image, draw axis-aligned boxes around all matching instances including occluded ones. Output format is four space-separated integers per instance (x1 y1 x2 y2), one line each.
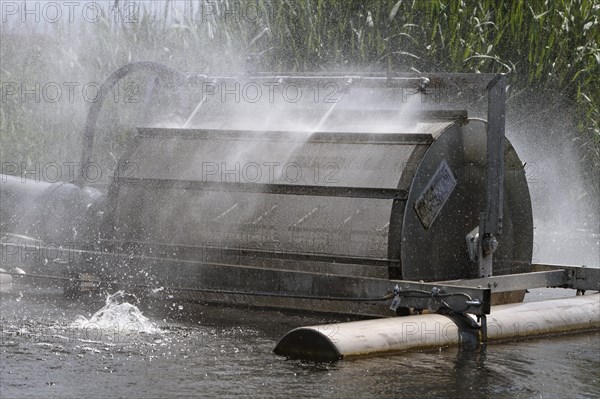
1 288 598 399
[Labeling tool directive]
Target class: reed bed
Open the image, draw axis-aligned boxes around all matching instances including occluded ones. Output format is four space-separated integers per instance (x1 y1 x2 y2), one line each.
0 0 598 191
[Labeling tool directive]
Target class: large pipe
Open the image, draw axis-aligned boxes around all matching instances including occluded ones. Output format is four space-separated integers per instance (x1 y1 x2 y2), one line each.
274 293 600 361
0 174 104 243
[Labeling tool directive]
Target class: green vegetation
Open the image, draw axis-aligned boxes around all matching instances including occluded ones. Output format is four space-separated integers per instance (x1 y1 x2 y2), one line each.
0 0 598 188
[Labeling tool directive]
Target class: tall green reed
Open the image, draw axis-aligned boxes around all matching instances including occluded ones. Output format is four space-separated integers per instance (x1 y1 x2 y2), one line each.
0 0 597 187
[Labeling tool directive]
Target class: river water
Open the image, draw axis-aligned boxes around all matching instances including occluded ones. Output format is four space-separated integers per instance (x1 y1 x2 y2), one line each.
1 286 598 399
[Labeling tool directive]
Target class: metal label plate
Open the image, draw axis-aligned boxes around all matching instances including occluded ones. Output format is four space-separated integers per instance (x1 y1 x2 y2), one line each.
414 160 457 229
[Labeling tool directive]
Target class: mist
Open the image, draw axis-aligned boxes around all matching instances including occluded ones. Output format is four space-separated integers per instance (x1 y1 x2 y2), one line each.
1 3 599 398
1 0 598 268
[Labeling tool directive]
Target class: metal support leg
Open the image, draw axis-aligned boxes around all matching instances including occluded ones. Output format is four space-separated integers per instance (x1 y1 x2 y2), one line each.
480 314 488 343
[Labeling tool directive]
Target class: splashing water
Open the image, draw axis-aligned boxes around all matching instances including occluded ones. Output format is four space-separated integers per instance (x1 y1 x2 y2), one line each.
71 291 160 334
182 92 208 128
312 99 341 133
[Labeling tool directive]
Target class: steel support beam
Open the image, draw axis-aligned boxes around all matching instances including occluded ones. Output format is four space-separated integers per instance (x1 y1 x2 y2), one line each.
193 73 498 90
478 74 506 278
440 265 600 293
533 263 600 292
137 127 435 145
117 178 408 200
101 240 401 268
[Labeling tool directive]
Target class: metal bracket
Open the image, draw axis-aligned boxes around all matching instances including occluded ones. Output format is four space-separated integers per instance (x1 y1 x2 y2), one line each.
388 282 491 315
466 226 479 262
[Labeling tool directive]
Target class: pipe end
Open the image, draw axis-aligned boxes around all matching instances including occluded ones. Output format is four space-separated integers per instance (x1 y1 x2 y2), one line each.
274 327 342 362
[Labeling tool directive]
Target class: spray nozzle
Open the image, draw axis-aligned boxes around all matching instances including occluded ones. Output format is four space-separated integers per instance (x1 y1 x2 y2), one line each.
418 77 430 92
343 76 358 93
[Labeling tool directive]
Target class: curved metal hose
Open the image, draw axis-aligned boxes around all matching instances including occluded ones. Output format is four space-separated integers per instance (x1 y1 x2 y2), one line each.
77 61 188 187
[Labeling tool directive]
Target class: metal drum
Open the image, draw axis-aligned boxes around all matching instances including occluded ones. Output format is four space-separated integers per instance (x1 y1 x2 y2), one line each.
104 112 532 283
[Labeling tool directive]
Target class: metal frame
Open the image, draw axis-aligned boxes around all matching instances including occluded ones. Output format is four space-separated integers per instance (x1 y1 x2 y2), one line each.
83 68 507 274
108 73 509 287
100 240 401 268
153 72 506 280
3 240 598 317
441 265 600 293
189 72 499 90
70 65 597 332
0 241 489 315
479 74 506 277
